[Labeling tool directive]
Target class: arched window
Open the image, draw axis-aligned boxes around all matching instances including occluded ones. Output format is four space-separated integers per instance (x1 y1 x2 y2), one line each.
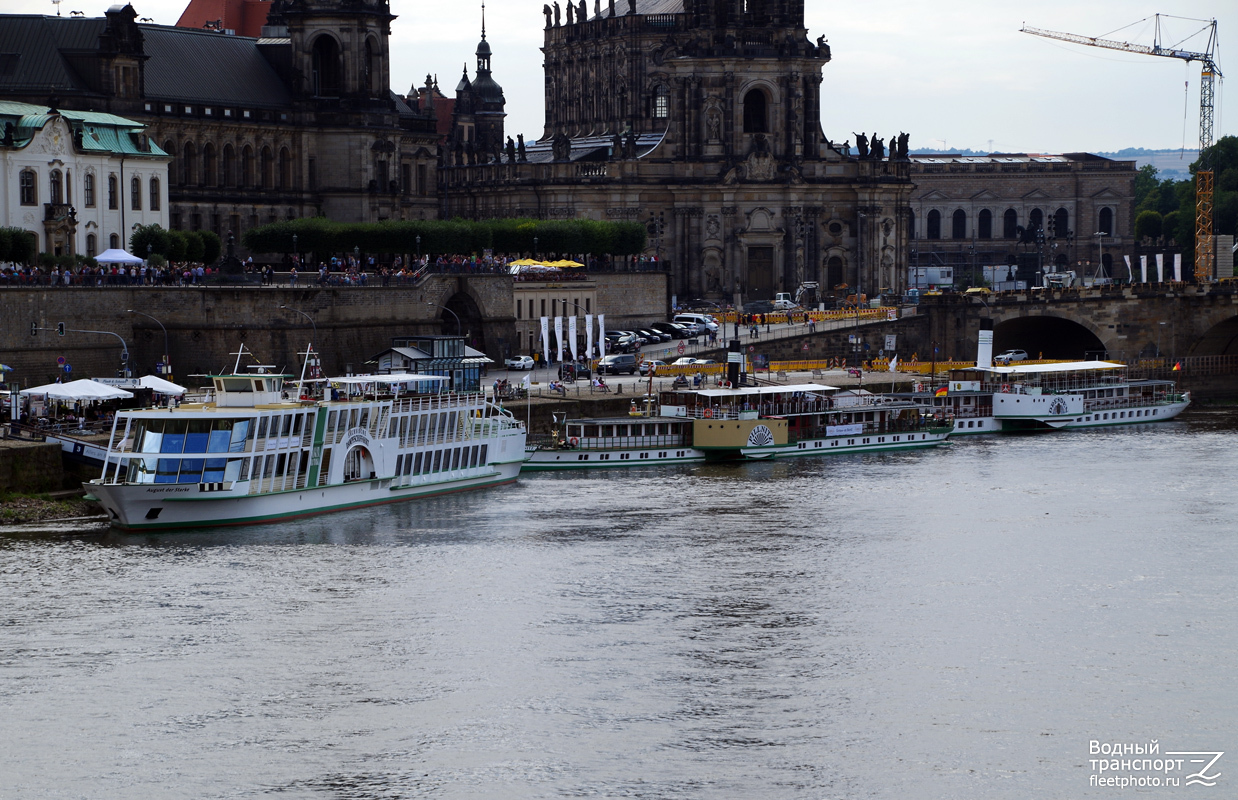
19 169 37 205
107 175 118 209
978 209 992 239
278 147 291 190
1099 207 1113 235
311 35 342 96
1029 208 1043 230
149 177 160 211
202 143 216 187
242 145 254 187
49 170 63 204
131 175 141 210
926 209 941 240
742 88 767 133
86 233 96 257
260 146 273 189
1003 209 1018 239
162 140 176 185
826 256 844 288
1101 252 1113 274
182 141 197 185
109 233 120 249
83 173 96 207
951 209 967 239
1053 207 1069 238
364 38 379 95
222 144 235 187
652 85 669 120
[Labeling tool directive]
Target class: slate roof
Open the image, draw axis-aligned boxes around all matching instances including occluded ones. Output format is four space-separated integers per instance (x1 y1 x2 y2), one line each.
584 0 683 22
139 25 291 108
0 16 107 96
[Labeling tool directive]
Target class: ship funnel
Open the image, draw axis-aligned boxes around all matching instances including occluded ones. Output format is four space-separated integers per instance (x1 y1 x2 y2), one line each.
977 318 994 368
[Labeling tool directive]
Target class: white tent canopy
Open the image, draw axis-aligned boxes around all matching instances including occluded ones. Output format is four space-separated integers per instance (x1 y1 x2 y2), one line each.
94 248 143 265
133 374 187 395
20 379 134 401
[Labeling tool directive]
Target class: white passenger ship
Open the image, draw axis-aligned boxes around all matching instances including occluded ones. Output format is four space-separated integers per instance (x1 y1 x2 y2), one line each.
87 350 526 530
903 328 1189 433
523 400 706 470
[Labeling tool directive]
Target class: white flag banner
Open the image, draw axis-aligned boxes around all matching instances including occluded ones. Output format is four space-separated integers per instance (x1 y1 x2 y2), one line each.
888 355 898 373
1173 253 1182 282
597 314 606 357
540 316 550 367
1124 255 1133 282
568 316 578 361
585 313 594 360
554 317 564 364
1140 255 1148 283
1156 253 1164 283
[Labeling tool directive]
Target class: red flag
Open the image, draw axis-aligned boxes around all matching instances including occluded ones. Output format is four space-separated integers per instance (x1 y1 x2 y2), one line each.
1172 362 1182 372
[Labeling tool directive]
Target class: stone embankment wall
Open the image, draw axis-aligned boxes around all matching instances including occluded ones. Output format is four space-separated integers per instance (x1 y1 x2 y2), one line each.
0 273 668 387
0 442 63 493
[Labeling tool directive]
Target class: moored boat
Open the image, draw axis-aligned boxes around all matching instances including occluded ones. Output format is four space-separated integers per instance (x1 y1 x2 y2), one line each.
87 348 526 530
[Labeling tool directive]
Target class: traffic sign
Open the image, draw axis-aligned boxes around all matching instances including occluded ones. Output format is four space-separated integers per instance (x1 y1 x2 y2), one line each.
802 342 809 352
677 342 685 355
63 364 72 373
56 356 65 366
748 345 755 353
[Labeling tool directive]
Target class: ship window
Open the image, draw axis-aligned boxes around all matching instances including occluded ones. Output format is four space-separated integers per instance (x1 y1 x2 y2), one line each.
318 450 331 485
452 448 461 470
360 409 370 429
221 378 252 392
178 459 204 483
347 409 359 429
276 453 287 476
470 445 479 467
225 459 244 481
395 455 403 475
584 425 599 437
156 458 180 483
409 454 418 475
256 418 269 439
601 425 613 437
230 420 250 452
281 415 293 436
293 415 303 435
432 451 443 472
162 426 187 454
480 444 488 464
328 410 339 431
203 458 227 482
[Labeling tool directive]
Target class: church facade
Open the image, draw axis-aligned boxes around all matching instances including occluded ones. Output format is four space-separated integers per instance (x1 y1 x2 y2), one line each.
440 0 914 302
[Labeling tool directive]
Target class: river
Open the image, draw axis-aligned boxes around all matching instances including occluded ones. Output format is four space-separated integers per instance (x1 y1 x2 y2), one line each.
2 409 1236 799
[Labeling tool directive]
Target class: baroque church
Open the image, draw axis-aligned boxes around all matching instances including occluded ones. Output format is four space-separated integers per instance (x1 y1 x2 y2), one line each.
439 0 914 301
0 0 441 253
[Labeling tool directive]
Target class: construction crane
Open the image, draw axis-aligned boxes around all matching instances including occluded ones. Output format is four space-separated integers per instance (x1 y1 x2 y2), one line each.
1021 15 1222 283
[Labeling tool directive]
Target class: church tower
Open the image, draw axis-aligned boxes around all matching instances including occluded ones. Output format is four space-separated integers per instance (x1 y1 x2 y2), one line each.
270 0 395 108
450 5 507 164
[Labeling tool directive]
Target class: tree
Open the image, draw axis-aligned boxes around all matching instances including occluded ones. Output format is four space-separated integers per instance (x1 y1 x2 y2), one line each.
130 224 170 259
199 230 222 263
1134 210 1163 241
183 230 206 262
8 230 36 264
1162 210 1181 244
1134 163 1159 209
165 229 189 262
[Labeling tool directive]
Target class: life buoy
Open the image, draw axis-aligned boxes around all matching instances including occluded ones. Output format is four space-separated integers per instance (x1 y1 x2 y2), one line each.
722 380 732 389
569 437 579 447
704 408 714 418
1001 384 1011 393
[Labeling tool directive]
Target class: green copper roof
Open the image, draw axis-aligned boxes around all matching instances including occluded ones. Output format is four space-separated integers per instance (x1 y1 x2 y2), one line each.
0 100 165 157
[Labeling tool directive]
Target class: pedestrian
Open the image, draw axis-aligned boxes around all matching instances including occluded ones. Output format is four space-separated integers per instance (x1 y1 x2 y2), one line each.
289 266 298 286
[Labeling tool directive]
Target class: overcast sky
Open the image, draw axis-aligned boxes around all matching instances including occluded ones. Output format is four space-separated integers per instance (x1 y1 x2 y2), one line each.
9 0 1233 155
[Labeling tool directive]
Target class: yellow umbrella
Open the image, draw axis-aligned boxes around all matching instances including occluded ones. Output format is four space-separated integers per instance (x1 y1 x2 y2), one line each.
557 259 585 267
509 258 540 266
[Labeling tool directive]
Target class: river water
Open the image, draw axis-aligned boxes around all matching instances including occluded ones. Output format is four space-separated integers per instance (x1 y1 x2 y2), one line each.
2 409 1236 799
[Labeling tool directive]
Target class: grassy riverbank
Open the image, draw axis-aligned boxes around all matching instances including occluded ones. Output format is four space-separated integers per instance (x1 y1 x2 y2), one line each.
0 492 102 524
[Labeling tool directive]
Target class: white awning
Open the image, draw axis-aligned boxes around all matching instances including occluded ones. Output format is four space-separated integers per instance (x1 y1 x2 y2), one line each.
20 379 134 401
133 374 187 395
690 383 840 398
94 248 144 265
977 361 1125 375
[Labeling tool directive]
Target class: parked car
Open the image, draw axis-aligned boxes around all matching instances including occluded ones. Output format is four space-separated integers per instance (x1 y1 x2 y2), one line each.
743 300 776 314
671 357 700 366
505 355 535 370
604 331 639 352
559 362 591 381
651 322 691 339
995 349 1028 365
639 328 671 343
673 313 720 334
623 329 656 345
639 359 668 376
597 353 639 374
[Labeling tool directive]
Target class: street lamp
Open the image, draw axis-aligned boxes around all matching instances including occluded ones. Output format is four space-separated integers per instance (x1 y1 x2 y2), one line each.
415 234 421 263
1093 231 1107 283
279 305 317 353
127 309 169 378
353 245 360 268
533 236 539 259
426 302 461 338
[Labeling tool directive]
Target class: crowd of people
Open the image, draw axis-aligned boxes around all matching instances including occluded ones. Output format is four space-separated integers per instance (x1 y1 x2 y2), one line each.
1 262 222 286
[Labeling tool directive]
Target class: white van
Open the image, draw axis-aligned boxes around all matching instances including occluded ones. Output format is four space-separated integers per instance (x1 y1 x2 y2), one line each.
673 313 719 334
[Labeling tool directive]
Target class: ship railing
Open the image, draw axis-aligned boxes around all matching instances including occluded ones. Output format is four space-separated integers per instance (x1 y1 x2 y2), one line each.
529 434 690 450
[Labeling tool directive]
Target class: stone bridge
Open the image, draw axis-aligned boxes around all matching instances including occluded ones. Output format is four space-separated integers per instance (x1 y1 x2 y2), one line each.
917 284 1238 365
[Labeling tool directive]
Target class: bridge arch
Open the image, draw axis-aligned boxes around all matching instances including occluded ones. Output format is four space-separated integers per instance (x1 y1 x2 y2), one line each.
1190 315 1238 357
993 314 1107 360
440 291 486 352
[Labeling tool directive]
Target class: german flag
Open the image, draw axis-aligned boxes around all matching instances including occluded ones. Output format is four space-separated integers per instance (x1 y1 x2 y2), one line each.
935 386 948 397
